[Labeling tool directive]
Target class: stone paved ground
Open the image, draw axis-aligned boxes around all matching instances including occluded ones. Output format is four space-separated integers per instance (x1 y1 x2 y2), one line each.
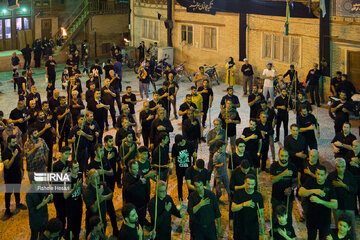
0 62 359 239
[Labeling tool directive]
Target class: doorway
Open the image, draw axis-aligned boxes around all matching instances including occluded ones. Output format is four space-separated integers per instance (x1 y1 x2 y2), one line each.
41 19 52 40
347 51 360 90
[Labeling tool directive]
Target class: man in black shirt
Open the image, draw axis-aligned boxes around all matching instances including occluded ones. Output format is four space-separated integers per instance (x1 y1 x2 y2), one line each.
83 169 113 238
297 106 319 150
337 74 356 100
123 160 149 227
85 111 100 161
87 90 110 142
241 58 254 95
299 165 338 240
119 203 143 240
248 85 265 120
230 159 257 194
258 111 274 171
197 79 214 127
331 122 357 158
330 91 353 134
295 91 312 120
3 135 26 219
158 81 172 117
328 158 357 240
183 109 201 152
55 96 71 148
122 86 137 118
86 82 96 105
148 181 182 240
187 176 222 239
274 88 292 142
45 55 57 87
69 90 85 126
49 89 60 114
345 140 360 217
149 107 173 149
306 63 322 107
179 94 197 131
331 71 342 96
272 205 296 240
242 119 262 170
17 71 27 97
139 101 155 148
119 132 138 169
69 115 93 172
149 92 164 112
152 133 171 181
270 149 297 225
229 139 252 172
10 100 30 139
90 58 103 82
101 78 117 130
231 174 264 240
109 70 122 113
284 124 308 175
185 159 211 196
220 87 240 109
64 161 83 240
104 135 120 191
103 59 114 79
172 134 196 201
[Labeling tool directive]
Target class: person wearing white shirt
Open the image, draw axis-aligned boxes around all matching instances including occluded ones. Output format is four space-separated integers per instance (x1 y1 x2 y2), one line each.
262 63 276 106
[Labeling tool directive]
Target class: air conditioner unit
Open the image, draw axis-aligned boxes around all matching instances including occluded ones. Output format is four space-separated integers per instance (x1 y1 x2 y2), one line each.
158 47 174 66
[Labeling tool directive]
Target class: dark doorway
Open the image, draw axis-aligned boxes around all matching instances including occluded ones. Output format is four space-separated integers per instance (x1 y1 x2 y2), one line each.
41 19 52 40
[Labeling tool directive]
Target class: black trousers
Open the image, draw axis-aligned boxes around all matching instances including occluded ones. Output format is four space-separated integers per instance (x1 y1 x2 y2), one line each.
48 74 56 87
106 199 119 235
142 128 151 148
192 222 217 240
53 193 67 230
202 105 209 127
276 113 288 141
5 179 21 210
75 148 88 173
260 139 270 170
309 85 320 106
65 202 82 240
176 171 186 201
34 56 41 68
114 89 122 113
306 221 330 240
59 126 70 148
24 57 31 69
105 104 117 128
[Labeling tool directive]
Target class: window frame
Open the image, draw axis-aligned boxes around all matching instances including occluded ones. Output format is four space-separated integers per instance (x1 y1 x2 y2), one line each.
4 18 11 39
180 24 194 46
201 26 218 52
0 19 3 40
141 18 160 41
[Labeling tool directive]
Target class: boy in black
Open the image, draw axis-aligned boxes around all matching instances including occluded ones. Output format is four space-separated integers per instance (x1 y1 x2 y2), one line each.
330 91 353 134
119 132 138 169
197 79 213 127
119 203 143 240
152 133 171 181
258 111 274 171
274 88 292 142
104 135 120 191
299 165 338 240
231 174 264 240
122 86 137 118
185 159 211 196
229 138 252 172
172 134 196 201
297 106 319 150
64 162 83 240
2 135 26 219
241 119 262 170
272 205 296 240
17 71 27 97
327 213 353 240
270 149 297 225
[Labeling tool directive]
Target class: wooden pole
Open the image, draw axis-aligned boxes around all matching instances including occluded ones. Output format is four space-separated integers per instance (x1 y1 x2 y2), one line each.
269 198 273 240
153 144 161 231
180 198 184 240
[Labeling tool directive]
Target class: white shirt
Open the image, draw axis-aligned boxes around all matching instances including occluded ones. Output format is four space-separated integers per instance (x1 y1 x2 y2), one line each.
262 68 276 87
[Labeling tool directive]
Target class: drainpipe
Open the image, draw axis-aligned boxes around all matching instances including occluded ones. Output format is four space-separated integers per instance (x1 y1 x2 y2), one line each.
166 0 173 47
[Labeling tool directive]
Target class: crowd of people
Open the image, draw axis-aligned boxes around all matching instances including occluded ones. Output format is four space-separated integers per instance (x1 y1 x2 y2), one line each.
0 43 359 240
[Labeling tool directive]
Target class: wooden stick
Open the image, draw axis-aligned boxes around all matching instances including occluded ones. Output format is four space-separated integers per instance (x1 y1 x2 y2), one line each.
94 179 104 232
180 198 185 240
269 198 274 240
153 145 161 231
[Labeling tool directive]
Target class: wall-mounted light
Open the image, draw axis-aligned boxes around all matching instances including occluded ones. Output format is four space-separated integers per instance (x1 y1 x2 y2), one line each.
22 8 27 12
2 9 7 14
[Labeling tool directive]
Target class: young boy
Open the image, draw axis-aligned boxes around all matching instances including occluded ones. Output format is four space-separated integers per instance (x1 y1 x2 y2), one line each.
272 205 296 240
213 140 231 203
327 213 354 240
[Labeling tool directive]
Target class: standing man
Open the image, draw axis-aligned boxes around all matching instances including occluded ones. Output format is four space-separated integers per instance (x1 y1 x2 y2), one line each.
149 107 173 149
11 52 20 70
270 149 297 224
330 91 353 134
248 85 265 120
231 174 264 240
345 140 360 217
148 181 182 240
297 106 319 150
2 135 26 219
21 44 32 69
299 165 338 240
10 100 29 143
220 87 240 110
274 88 292 142
102 78 117 130
118 203 143 239
139 101 155 148
179 94 197 134
241 119 262 171
193 66 209 89
331 122 357 159
152 133 171 181
187 176 222 239
197 79 213 128
330 71 342 96
207 118 226 175
55 96 71 148
122 86 137 121
262 63 276 106
45 55 57 87
306 63 322 107
109 69 122 113
241 58 254 95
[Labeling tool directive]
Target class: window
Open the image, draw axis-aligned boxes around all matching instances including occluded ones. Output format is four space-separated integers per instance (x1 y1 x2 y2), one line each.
142 19 159 41
0 20 2 39
262 33 301 65
203 26 217 50
181 25 193 45
5 19 11 39
16 18 22 31
24 18 30 30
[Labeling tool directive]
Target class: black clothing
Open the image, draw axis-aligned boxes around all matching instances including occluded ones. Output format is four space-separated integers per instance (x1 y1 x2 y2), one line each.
331 77 341 96
306 69 322 86
331 132 357 158
232 189 264 240
272 222 296 240
241 63 254 76
248 93 265 119
26 192 49 233
337 80 356 99
87 98 107 139
220 94 240 108
149 117 173 147
185 166 210 196
17 77 26 95
297 113 318 150
284 135 308 171
139 110 155 147
229 167 257 192
90 65 103 79
331 100 353 134
228 152 252 170
242 127 262 168
122 93 137 114
103 64 114 79
148 195 181 240
183 118 201 143
179 102 197 122
10 107 29 134
172 142 195 175
270 162 297 202
118 223 139 239
328 170 356 210
274 95 292 141
296 101 312 119
197 86 213 108
301 161 320 185
328 228 353 240
218 109 240 138
45 59 57 85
